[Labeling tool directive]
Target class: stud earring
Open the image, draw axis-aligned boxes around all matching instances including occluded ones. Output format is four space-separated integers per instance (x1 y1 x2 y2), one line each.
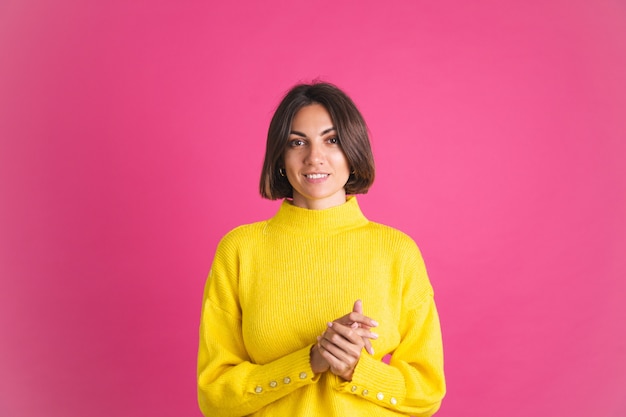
279 168 286 177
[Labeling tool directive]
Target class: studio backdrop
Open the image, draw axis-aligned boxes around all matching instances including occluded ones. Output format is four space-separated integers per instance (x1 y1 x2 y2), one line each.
1 1 625 416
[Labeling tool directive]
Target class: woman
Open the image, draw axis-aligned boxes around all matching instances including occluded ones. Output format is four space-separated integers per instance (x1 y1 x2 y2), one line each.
197 82 445 416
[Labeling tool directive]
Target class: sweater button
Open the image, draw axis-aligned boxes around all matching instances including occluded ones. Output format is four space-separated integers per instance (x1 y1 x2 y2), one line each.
362 389 369 396
351 385 357 392
269 380 277 388
299 372 307 379
254 386 263 394
377 392 384 400
283 377 291 384
390 397 397 405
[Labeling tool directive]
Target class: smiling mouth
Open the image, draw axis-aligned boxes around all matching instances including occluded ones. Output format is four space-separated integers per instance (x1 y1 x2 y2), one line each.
305 174 329 179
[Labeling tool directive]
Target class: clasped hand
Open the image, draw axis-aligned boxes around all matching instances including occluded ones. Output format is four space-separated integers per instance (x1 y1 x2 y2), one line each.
310 300 379 381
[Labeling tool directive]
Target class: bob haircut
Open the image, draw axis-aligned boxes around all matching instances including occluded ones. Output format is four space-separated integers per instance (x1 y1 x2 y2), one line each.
260 82 375 200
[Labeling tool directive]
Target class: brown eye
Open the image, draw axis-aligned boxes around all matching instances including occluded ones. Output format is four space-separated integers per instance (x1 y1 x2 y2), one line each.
328 137 339 144
289 139 305 147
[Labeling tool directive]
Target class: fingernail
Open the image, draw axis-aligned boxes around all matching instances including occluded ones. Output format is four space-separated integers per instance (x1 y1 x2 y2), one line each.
327 322 333 327
371 320 379 327
369 347 375 355
371 332 379 339
351 322 359 329
317 336 321 341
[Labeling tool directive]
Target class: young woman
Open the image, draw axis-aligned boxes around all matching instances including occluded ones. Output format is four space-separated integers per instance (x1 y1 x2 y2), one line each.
197 82 445 416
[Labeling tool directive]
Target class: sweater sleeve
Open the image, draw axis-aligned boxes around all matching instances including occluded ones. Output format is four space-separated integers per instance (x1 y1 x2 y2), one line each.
197 235 320 417
335 243 446 416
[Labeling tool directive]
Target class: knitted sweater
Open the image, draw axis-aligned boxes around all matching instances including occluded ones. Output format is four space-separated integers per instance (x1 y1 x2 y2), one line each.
197 197 445 417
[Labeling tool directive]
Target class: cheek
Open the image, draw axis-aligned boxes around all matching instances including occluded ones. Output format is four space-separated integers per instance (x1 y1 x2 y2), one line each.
283 152 297 170
282 153 300 185
331 152 350 173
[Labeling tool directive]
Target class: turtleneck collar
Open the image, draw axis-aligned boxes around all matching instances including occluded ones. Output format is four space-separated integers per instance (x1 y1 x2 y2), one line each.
267 196 369 236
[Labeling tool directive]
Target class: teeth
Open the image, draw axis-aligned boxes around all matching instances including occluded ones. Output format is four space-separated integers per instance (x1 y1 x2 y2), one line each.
306 174 328 179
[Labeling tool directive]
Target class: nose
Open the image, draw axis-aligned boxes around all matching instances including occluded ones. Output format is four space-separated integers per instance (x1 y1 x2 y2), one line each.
304 142 325 165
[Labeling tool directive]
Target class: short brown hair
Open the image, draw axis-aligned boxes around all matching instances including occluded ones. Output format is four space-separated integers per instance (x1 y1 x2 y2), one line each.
260 82 375 199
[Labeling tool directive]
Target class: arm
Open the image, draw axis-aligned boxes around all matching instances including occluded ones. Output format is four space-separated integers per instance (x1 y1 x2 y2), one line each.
331 243 446 416
197 236 320 417
197 297 319 417
336 296 445 416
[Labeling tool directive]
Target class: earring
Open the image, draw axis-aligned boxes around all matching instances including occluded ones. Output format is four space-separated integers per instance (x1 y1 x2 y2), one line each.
279 168 286 177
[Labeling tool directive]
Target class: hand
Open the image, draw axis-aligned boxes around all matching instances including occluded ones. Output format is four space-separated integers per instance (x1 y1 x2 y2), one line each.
317 321 375 380
326 300 378 355
316 300 379 381
310 343 330 374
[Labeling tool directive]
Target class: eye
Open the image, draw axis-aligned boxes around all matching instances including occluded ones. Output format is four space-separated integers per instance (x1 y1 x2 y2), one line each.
328 137 340 144
288 139 305 147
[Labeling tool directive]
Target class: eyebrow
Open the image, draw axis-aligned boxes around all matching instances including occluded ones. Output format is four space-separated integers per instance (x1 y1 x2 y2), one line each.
289 127 337 138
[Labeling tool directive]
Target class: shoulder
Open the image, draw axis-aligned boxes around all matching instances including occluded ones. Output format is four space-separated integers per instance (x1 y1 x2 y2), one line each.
215 220 270 254
223 220 269 239
365 221 433 304
364 221 423 256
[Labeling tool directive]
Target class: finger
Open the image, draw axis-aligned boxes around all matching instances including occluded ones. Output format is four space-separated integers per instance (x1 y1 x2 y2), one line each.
318 346 352 377
328 322 378 342
318 339 360 380
343 301 363 330
325 322 369 351
353 300 379 327
334 312 378 329
319 335 360 366
352 300 375 355
319 337 351 363
364 339 374 356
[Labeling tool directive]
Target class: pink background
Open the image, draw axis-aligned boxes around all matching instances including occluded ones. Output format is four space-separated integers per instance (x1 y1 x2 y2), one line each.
1 1 625 416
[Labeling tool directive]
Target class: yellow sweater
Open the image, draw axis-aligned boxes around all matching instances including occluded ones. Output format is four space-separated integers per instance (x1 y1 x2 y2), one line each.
198 197 445 416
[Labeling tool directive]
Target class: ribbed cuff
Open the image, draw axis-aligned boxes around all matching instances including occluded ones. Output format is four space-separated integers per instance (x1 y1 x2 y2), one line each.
335 353 406 404
247 344 320 395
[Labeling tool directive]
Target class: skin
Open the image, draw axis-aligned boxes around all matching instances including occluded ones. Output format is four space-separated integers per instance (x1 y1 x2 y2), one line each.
283 103 351 210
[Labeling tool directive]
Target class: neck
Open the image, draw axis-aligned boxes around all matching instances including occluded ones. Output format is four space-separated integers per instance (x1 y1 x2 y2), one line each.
291 190 347 210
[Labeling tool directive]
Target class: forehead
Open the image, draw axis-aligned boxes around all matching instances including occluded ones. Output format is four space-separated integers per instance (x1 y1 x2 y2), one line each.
291 104 334 130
